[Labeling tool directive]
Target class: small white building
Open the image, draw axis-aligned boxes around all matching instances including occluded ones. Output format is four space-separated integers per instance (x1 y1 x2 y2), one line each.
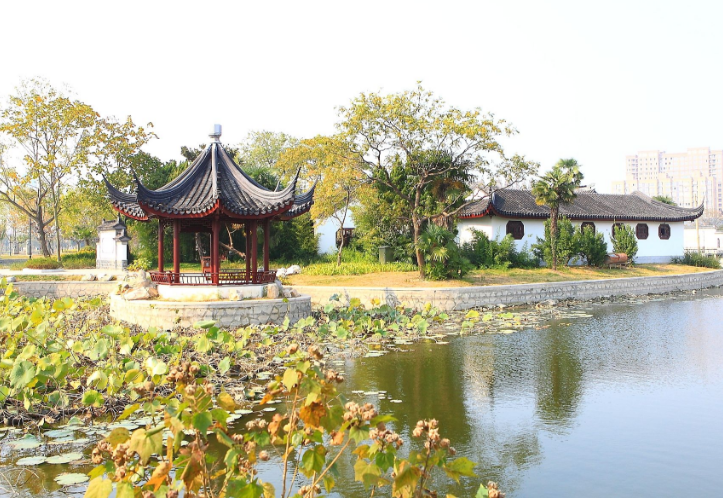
96 217 131 269
457 189 704 263
683 225 723 256
315 211 356 255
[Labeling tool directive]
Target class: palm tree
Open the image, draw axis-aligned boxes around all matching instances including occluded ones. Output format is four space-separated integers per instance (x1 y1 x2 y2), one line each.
532 159 584 270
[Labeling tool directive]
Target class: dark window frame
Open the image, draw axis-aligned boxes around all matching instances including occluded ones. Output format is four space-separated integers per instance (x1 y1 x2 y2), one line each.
335 227 355 248
581 222 596 234
658 224 671 240
506 220 525 240
636 223 649 240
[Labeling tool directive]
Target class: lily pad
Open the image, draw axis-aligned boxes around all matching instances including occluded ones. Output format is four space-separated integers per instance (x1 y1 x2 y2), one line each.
234 409 254 415
261 407 276 412
44 429 74 439
49 437 90 446
46 452 83 464
10 435 41 450
61 416 84 427
54 473 89 486
16 456 47 466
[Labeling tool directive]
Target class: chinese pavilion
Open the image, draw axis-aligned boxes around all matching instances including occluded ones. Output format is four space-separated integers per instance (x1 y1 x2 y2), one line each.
104 126 315 285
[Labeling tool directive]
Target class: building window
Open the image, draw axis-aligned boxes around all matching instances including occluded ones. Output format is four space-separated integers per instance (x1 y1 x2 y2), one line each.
612 223 625 235
336 228 355 248
581 222 596 234
506 221 525 240
636 223 649 239
658 224 671 240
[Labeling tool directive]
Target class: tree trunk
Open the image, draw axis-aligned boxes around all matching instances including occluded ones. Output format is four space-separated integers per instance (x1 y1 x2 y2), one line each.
33 210 51 258
220 242 245 259
413 216 425 279
336 231 345 267
194 233 205 261
336 191 352 268
52 187 62 263
550 207 558 271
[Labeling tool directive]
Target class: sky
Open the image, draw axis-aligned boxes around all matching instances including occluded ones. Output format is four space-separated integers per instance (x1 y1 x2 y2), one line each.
2 0 722 193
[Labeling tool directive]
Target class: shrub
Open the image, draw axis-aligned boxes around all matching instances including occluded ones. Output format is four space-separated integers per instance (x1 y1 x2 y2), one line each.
612 224 638 263
418 224 473 280
128 257 152 271
532 217 577 268
61 248 97 269
461 230 538 269
17 257 62 270
573 225 608 266
672 252 721 269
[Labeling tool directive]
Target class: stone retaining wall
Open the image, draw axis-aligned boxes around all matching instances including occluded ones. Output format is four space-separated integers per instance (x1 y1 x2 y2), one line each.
13 281 118 299
292 269 723 311
110 294 312 330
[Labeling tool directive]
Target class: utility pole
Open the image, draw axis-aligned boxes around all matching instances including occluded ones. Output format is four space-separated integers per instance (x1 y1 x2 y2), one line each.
695 191 701 253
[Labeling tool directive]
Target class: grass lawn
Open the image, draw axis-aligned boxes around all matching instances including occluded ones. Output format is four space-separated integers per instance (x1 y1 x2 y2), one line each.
286 264 715 288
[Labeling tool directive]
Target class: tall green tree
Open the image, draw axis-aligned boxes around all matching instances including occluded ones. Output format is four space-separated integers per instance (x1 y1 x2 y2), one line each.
278 135 369 266
531 159 584 270
336 83 538 277
0 79 98 258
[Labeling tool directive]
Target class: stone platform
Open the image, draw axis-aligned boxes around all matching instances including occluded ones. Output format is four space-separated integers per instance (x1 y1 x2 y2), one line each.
157 284 266 301
110 294 312 330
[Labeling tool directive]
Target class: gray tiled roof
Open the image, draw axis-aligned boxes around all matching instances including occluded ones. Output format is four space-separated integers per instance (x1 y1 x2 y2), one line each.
106 142 313 221
97 217 126 230
459 189 704 222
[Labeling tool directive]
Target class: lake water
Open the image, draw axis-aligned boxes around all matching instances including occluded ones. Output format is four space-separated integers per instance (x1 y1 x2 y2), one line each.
329 288 723 496
6 288 723 497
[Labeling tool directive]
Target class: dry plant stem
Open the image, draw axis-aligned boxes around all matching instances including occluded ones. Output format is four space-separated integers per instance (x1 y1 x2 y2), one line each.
288 451 302 497
310 437 352 490
415 437 434 498
282 390 300 498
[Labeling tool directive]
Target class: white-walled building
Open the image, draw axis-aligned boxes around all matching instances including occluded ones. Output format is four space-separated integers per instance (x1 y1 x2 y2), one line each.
315 211 356 255
683 225 723 255
96 217 131 269
457 189 704 263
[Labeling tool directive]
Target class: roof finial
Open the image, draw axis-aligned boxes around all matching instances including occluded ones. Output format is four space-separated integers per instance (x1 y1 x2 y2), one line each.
209 124 222 142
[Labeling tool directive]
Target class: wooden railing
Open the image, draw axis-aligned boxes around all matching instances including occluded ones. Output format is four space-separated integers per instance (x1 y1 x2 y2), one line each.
149 270 277 286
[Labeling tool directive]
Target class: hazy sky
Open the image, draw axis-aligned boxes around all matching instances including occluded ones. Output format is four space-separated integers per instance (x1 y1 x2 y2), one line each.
2 0 722 192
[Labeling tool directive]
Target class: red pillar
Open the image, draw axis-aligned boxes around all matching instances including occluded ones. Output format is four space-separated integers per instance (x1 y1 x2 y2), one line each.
158 221 164 272
263 219 270 272
251 221 258 283
211 218 220 285
245 223 251 283
173 220 181 283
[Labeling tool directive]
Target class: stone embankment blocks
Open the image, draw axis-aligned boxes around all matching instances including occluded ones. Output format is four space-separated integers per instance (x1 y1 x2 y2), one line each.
109 294 312 329
291 270 723 311
13 281 118 299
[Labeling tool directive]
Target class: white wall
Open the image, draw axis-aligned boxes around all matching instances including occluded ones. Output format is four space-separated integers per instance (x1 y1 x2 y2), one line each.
457 217 687 263
315 211 356 255
684 226 723 253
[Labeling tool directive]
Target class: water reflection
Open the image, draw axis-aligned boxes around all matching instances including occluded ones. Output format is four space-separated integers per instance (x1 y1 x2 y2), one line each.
340 289 723 497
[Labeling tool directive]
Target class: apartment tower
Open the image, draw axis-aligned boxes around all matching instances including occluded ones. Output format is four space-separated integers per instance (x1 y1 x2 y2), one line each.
611 147 723 214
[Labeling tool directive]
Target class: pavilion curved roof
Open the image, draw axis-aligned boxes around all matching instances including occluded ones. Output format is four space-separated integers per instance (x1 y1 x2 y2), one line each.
106 141 314 221
459 189 704 222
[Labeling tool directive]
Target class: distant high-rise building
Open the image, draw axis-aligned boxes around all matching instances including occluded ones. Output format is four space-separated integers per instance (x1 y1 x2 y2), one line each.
611 147 723 214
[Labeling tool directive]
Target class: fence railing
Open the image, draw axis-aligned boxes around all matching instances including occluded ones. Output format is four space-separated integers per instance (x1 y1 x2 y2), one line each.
149 270 277 286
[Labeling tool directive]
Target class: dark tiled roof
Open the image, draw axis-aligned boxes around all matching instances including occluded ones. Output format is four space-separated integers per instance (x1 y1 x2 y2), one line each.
459 189 704 222
98 217 127 230
105 142 313 221
276 182 316 220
